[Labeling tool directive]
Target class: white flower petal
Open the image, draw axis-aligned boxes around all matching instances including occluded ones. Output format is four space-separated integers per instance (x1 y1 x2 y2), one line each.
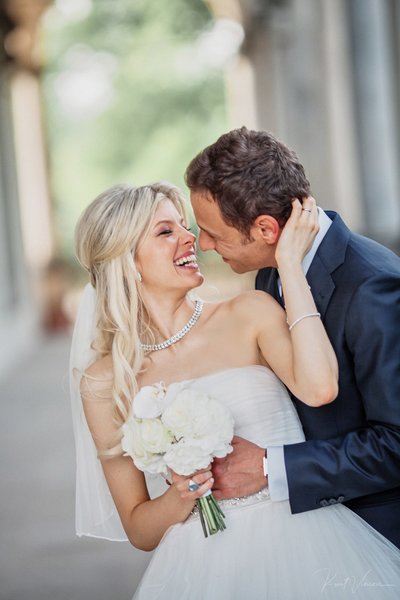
133 384 166 418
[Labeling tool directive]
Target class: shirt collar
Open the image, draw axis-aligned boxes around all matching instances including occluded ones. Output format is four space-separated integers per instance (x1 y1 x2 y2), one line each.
277 208 332 297
301 208 332 274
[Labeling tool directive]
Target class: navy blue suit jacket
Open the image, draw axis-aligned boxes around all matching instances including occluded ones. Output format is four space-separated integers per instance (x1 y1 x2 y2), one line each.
256 212 400 547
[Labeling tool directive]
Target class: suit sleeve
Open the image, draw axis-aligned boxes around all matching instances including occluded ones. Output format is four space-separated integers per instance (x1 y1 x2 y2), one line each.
284 272 400 513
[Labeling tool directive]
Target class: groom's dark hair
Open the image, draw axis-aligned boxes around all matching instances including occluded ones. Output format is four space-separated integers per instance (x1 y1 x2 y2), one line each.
185 127 311 236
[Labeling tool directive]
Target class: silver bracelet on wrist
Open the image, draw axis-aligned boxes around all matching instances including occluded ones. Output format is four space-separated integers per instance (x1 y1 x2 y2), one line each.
287 312 321 331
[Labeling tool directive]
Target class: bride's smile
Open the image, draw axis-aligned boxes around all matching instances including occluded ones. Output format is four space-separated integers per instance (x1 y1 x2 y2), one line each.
136 199 204 292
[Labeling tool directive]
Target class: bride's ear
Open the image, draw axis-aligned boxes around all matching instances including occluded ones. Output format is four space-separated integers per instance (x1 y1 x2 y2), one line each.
251 215 280 244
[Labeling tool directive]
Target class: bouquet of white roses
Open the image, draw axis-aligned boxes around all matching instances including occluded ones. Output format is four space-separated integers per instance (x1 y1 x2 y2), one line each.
121 382 234 537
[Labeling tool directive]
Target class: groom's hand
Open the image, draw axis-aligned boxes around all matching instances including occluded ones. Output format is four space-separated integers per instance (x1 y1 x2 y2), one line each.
211 436 267 500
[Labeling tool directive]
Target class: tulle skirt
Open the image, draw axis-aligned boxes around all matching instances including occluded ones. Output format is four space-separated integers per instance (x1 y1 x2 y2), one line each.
133 492 400 599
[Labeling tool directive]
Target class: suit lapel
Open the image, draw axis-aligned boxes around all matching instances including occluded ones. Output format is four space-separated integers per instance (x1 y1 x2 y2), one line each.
306 255 336 318
306 212 350 318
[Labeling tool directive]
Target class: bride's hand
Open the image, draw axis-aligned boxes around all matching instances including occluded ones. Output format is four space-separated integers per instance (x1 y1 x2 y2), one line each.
275 197 319 267
171 466 213 501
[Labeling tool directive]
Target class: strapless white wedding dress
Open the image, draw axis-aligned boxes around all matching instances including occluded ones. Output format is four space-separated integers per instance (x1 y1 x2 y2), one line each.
133 366 400 599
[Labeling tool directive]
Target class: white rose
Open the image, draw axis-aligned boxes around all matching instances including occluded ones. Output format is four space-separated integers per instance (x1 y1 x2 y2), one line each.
140 417 173 454
161 393 196 439
188 434 233 459
212 440 233 458
133 383 167 419
161 389 234 474
134 452 167 475
164 439 211 475
121 416 170 475
162 389 234 449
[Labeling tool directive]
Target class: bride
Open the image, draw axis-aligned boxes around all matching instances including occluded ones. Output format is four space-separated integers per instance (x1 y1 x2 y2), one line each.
70 181 400 599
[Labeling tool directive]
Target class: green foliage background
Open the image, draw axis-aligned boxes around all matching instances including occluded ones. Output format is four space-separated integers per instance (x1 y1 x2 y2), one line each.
42 0 227 259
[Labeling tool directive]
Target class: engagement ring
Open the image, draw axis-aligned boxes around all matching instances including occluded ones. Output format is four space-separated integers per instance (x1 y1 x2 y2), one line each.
188 479 200 492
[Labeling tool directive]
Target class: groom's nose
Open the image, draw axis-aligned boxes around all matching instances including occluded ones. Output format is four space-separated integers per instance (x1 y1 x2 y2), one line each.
198 230 216 252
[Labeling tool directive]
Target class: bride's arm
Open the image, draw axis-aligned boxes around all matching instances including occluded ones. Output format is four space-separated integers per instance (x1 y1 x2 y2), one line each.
235 288 337 406
80 369 212 551
254 200 338 406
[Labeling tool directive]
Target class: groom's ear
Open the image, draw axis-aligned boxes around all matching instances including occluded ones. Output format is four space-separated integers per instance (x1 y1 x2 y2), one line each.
251 215 280 244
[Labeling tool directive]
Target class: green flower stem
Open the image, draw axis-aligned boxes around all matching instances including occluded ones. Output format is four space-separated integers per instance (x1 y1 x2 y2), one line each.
200 497 218 533
209 494 226 519
196 493 226 537
197 500 208 538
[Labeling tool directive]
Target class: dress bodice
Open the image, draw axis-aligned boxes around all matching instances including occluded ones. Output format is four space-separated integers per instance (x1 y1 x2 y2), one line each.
165 365 305 448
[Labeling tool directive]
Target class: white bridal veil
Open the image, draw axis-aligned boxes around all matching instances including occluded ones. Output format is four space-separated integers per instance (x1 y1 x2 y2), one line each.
69 283 128 541
69 283 167 541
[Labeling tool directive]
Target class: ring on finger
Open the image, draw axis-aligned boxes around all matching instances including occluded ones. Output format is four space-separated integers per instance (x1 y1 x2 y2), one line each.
187 479 200 492
302 208 312 213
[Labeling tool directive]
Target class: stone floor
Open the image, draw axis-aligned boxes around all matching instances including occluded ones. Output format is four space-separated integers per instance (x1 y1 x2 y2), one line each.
0 333 151 600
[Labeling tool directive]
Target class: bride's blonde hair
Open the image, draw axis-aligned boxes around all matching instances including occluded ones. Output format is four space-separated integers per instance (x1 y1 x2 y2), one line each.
75 181 187 440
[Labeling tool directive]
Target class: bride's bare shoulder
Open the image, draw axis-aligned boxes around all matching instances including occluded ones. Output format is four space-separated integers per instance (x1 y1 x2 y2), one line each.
222 290 285 328
80 354 114 401
229 290 281 313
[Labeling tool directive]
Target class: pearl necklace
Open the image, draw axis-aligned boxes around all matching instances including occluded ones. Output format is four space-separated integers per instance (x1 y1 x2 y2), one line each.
141 300 204 352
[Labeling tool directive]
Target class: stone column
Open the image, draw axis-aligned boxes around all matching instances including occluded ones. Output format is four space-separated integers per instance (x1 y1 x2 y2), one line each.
4 0 54 271
348 0 400 244
0 0 54 376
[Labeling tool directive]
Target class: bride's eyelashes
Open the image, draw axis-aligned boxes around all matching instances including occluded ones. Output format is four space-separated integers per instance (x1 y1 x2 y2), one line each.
157 225 191 236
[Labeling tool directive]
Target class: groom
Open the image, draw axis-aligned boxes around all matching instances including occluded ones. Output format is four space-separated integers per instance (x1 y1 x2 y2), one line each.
185 127 400 548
